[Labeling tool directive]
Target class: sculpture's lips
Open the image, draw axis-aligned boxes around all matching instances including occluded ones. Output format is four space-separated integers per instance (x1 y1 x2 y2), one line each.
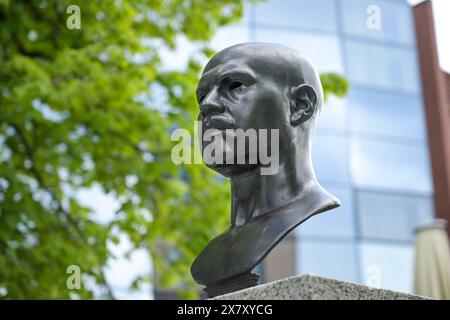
204 114 235 130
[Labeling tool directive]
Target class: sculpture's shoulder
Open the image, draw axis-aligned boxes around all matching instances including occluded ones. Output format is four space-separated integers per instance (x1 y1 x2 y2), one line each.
191 184 339 286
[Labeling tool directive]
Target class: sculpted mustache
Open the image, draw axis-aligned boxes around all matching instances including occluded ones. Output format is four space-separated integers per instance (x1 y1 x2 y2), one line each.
203 113 235 128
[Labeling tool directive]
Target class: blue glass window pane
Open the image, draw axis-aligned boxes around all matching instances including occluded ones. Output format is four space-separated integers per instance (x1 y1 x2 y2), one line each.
254 30 344 73
341 0 415 45
358 191 434 241
359 242 413 293
313 134 350 185
296 240 358 283
349 88 426 141
350 138 433 193
297 187 355 239
254 0 338 32
317 96 348 132
345 40 420 93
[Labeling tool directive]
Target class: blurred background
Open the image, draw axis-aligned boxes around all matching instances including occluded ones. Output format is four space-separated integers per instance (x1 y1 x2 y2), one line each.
1 0 450 299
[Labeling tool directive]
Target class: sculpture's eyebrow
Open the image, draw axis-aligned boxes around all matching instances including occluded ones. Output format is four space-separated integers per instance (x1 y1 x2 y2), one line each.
197 66 257 98
218 68 257 83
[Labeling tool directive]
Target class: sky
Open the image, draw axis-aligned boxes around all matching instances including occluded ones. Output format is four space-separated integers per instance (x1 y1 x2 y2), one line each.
432 0 450 73
411 0 450 73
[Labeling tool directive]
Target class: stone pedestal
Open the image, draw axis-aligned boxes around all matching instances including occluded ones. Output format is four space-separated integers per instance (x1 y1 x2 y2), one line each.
212 274 429 300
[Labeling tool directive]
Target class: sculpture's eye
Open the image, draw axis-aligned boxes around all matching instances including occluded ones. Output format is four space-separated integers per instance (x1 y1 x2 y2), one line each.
198 94 206 103
228 80 243 91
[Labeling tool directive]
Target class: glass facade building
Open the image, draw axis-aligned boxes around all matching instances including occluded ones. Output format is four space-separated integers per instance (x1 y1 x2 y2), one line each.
210 0 434 293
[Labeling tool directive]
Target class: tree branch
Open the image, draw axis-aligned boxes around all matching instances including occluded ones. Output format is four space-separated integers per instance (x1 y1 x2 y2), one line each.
9 122 116 299
9 123 79 227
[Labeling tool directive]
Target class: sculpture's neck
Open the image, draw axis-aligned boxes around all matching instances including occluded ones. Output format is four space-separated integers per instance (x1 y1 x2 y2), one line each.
230 146 317 227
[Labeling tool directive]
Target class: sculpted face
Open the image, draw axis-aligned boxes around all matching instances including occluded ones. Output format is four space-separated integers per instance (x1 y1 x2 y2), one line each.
196 47 292 177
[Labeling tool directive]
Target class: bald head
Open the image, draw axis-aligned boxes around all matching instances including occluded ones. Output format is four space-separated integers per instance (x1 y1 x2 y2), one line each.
196 42 322 177
204 42 323 113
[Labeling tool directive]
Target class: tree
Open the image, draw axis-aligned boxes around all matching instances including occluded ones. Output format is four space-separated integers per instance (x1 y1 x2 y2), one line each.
0 0 348 299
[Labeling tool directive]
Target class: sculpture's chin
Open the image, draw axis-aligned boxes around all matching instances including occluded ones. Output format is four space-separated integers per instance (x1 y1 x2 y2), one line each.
207 163 259 178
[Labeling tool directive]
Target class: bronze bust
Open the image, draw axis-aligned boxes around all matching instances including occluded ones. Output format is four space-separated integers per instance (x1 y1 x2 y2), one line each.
190 43 340 297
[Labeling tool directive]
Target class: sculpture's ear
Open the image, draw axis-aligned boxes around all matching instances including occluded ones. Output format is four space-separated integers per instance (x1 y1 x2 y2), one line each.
290 84 318 126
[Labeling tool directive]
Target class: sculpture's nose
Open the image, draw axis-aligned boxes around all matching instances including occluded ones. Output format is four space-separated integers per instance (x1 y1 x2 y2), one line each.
200 88 225 116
